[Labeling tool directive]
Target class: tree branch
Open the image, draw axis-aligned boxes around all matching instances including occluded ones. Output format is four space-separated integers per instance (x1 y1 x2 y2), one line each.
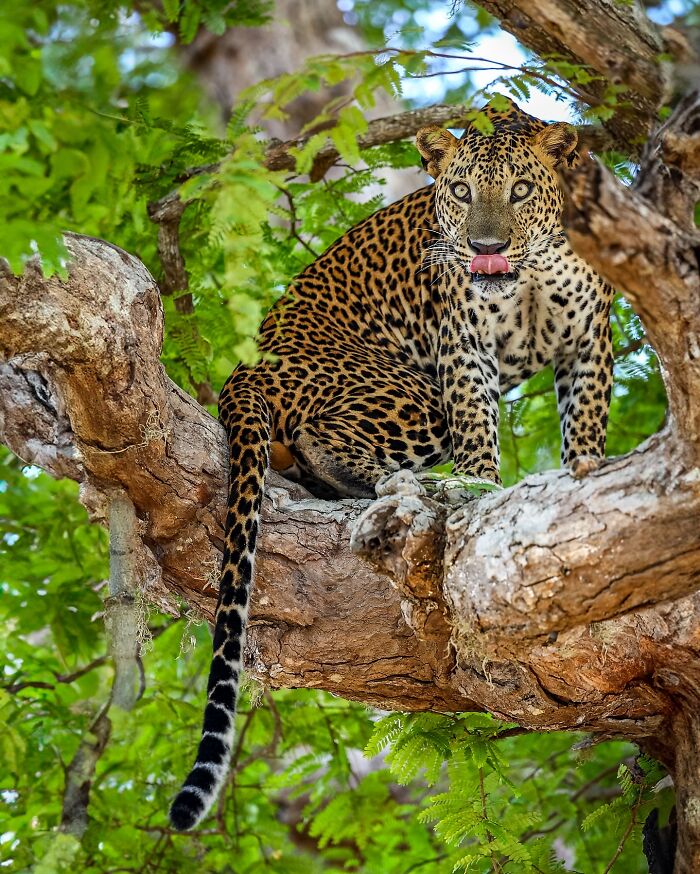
106 492 144 711
0 221 700 724
0 217 698 727
59 703 112 839
147 103 613 226
475 0 670 151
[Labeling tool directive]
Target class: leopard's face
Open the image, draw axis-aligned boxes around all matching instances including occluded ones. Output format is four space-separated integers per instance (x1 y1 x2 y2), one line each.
433 139 565 282
416 99 578 298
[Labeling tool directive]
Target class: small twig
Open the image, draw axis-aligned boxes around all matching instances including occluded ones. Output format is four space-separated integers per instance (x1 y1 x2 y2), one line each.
4 656 108 694
3 621 176 696
522 762 628 844
146 196 191 307
479 767 503 873
614 338 648 358
409 55 583 102
503 385 552 406
233 690 283 774
59 702 112 838
571 762 627 802
279 186 320 258
215 689 285 830
402 855 449 873
602 787 644 873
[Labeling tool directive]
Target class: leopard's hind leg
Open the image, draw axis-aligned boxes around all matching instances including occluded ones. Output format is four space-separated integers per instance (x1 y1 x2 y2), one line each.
290 364 452 498
170 356 450 828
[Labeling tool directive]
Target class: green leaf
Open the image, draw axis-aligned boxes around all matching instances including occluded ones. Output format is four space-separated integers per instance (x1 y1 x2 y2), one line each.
178 0 201 44
34 834 82 874
161 0 180 23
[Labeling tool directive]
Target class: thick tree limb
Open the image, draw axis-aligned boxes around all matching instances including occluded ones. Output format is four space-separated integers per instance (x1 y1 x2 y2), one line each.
1 228 699 726
561 91 700 460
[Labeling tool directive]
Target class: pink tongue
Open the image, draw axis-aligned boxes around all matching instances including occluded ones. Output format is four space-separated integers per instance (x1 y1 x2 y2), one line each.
470 254 511 275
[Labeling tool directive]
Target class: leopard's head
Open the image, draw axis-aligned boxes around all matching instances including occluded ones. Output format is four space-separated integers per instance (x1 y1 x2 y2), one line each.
416 97 578 295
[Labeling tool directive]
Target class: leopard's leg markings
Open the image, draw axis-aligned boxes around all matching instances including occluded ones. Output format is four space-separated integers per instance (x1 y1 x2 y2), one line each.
554 300 613 473
437 319 502 484
291 375 451 498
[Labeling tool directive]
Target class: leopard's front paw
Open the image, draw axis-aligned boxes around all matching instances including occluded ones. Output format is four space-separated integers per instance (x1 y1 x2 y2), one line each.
569 454 602 479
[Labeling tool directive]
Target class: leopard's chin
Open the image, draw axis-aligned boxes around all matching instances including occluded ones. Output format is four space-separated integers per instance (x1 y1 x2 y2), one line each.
469 269 521 300
470 271 518 284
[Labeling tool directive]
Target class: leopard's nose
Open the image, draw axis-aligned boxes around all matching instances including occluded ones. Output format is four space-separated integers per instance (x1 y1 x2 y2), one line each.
468 237 510 255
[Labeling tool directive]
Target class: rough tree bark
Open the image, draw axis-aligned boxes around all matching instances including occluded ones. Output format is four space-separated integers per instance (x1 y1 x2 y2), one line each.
2 1 700 870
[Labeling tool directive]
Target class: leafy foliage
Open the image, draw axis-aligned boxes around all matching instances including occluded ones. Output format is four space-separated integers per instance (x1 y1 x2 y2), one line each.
0 1 673 872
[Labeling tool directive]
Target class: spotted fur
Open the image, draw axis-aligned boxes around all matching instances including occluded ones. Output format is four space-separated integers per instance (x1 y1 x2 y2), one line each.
169 98 614 830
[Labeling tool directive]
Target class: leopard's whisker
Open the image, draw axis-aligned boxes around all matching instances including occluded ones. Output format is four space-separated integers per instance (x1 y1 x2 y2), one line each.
417 253 460 276
422 250 455 265
429 262 461 286
422 241 457 260
423 237 455 249
417 261 454 278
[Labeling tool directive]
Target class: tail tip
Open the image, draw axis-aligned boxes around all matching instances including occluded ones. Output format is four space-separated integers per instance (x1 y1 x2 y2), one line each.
169 795 201 832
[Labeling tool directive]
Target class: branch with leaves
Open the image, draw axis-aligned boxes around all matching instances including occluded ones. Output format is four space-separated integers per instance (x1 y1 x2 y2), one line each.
476 0 672 151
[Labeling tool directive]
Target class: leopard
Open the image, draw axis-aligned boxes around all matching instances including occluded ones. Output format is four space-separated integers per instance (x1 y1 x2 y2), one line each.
169 97 614 830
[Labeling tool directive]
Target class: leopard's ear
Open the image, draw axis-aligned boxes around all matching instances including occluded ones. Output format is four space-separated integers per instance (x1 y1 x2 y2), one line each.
533 122 578 168
416 126 459 178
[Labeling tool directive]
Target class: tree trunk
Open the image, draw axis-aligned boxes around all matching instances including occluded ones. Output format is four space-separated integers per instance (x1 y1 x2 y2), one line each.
665 709 700 874
179 0 368 133
177 0 420 200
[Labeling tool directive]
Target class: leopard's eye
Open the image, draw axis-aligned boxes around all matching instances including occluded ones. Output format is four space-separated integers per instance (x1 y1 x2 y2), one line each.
510 180 533 203
450 181 472 203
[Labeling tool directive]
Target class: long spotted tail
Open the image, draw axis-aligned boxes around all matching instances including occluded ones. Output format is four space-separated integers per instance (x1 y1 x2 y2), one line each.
169 381 270 831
